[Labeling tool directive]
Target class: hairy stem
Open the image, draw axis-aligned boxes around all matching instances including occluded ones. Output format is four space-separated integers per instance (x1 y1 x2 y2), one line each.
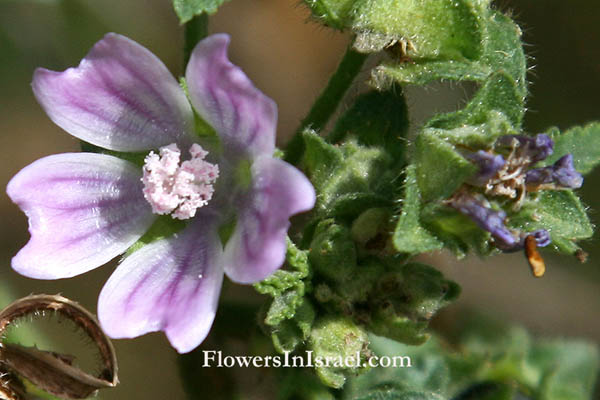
284 47 368 165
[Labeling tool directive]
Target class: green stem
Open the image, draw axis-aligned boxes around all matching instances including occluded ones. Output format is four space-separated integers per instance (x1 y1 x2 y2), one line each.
283 47 368 165
183 14 209 68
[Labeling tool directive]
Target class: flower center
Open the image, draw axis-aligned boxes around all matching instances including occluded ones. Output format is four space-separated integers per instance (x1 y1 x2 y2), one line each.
142 143 219 220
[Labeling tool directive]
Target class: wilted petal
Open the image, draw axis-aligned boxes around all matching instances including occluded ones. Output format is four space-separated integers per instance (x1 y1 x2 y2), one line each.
186 34 277 159
550 154 583 188
449 193 518 249
526 154 583 189
496 133 554 162
6 153 155 279
98 216 223 353
527 229 551 248
223 157 315 284
464 150 505 186
33 33 194 152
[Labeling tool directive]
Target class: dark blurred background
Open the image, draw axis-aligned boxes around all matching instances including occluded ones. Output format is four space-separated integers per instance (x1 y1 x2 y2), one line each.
0 0 598 399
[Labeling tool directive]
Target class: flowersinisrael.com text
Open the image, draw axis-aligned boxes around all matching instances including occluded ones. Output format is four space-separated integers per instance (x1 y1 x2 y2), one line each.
201 350 411 368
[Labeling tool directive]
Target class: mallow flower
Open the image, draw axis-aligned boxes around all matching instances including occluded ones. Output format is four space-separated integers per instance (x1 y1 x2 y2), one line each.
6 33 316 353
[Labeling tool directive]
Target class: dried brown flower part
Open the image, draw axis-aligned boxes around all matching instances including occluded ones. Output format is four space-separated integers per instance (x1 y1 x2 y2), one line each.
0 294 118 399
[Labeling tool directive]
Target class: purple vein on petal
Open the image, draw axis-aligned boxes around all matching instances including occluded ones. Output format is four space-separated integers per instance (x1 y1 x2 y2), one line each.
99 216 224 353
7 152 156 279
33 33 195 152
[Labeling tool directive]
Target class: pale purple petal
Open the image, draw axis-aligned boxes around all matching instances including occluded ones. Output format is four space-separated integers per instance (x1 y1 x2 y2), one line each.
185 34 277 159
98 216 223 353
223 157 316 284
32 33 194 152
6 153 155 279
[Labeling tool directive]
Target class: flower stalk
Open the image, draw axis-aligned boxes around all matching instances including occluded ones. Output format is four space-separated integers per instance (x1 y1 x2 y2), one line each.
184 14 209 67
284 46 368 165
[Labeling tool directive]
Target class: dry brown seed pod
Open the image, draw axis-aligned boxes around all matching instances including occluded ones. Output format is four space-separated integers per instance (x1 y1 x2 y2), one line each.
524 235 546 278
0 294 118 399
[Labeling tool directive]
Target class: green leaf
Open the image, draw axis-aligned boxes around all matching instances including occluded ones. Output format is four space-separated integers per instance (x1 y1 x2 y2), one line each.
344 335 450 399
255 239 310 325
393 165 443 254
265 289 306 326
528 340 599 400
543 122 600 175
256 240 315 353
414 132 477 202
173 0 228 23
508 191 593 254
329 88 409 162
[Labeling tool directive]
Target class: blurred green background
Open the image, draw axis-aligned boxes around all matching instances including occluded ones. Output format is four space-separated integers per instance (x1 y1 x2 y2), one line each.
0 0 598 398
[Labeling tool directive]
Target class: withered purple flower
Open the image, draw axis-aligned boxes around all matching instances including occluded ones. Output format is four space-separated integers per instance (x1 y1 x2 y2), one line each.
449 193 551 252
496 133 554 162
449 193 517 248
6 34 315 353
457 131 580 254
464 150 506 186
526 154 583 189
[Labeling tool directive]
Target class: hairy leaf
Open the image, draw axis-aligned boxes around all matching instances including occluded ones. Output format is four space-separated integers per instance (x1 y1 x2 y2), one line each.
508 191 593 254
173 0 228 23
544 122 600 175
393 166 443 254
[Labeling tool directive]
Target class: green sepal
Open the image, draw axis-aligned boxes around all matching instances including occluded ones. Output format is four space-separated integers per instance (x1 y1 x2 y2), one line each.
423 111 516 149
352 0 484 61
372 60 489 89
414 132 477 202
426 71 525 131
393 165 443 255
543 122 600 175
371 8 526 99
80 141 146 167
508 191 593 255
420 203 492 258
172 0 228 23
125 216 186 256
